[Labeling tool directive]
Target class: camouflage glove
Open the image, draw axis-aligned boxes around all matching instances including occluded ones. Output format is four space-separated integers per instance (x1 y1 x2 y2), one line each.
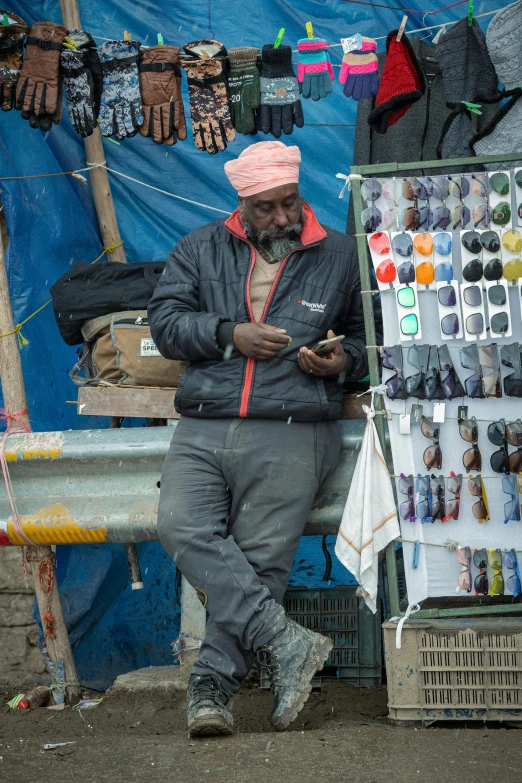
0 10 29 112
138 45 186 145
61 30 103 137
257 44 304 138
181 39 235 154
16 21 67 130
97 40 143 140
227 46 260 135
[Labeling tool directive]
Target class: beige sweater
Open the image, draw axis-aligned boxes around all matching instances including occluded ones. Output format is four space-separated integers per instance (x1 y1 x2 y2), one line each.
249 249 282 322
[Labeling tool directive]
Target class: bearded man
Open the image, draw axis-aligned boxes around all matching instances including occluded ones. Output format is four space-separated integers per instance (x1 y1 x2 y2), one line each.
148 141 369 738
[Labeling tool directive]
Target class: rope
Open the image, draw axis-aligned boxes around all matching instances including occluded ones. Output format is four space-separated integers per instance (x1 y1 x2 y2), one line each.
0 242 123 347
341 0 468 13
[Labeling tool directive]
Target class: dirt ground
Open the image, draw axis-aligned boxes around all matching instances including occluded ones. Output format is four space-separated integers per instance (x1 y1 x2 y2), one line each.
1 680 522 783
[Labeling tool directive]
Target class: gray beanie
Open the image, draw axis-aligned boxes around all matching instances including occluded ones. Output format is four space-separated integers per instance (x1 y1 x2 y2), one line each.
437 17 498 104
487 0 522 91
473 93 522 170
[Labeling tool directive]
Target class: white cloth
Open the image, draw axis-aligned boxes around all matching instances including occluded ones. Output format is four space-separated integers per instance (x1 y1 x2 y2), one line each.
335 393 400 613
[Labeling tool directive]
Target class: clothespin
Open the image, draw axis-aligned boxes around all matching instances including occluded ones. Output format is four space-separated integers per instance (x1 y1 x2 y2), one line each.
306 21 314 39
467 0 474 26
461 100 482 115
274 28 285 49
396 16 407 42
157 33 164 45
123 30 131 42
412 540 420 569
1 13 9 25
63 36 79 50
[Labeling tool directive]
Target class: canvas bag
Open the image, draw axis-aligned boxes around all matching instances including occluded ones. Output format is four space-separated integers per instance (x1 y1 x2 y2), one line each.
70 310 187 387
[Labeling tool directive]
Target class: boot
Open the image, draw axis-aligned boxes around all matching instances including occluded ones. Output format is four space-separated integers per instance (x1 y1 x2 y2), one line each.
260 618 333 732
187 674 234 737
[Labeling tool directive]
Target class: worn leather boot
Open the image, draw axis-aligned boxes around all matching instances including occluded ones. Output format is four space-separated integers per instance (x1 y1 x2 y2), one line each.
260 618 333 732
187 674 234 737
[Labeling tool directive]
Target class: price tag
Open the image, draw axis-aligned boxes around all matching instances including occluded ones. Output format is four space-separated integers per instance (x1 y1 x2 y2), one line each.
399 414 411 434
341 34 363 53
433 402 446 423
410 404 423 425
458 405 468 424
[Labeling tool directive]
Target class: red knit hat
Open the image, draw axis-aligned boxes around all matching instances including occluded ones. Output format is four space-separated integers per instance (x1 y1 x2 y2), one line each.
368 30 425 134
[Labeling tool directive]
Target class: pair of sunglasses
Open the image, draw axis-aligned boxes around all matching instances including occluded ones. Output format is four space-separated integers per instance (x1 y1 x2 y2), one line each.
459 416 481 471
399 473 415 521
361 178 383 233
441 472 462 522
461 284 509 335
504 548 522 597
470 175 492 228
462 257 504 282
383 345 407 400
421 416 441 470
448 176 471 229
396 288 419 336
459 344 485 398
468 475 489 522
439 344 465 399
487 419 522 473
406 344 444 401
501 343 522 397
461 229 500 255
502 473 521 524
473 548 504 596
438 285 461 336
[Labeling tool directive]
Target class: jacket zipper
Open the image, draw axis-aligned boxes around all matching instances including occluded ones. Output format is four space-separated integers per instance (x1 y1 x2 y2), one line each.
420 72 439 162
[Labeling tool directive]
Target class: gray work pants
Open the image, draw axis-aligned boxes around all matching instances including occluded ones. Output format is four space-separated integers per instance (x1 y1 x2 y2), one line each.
157 415 341 695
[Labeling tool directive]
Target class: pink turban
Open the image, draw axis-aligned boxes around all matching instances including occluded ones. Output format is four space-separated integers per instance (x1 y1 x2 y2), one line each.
224 141 301 197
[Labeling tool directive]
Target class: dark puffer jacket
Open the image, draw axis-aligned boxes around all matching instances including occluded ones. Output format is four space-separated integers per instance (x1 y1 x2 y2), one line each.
148 203 369 421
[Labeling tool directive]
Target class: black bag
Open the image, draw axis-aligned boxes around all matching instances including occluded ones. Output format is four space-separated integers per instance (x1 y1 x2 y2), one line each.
50 261 166 346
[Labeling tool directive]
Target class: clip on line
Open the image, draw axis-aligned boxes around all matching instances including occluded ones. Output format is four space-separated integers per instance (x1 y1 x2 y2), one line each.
306 21 314 39
396 15 408 42
274 28 285 48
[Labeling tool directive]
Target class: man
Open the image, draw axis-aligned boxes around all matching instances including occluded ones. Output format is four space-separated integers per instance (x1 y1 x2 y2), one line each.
148 141 369 737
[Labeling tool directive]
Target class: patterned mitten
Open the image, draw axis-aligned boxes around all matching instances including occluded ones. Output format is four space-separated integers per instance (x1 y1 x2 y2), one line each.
339 37 378 101
181 39 235 154
257 44 304 137
61 30 103 137
139 45 187 145
97 40 143 140
296 37 334 101
0 10 29 112
227 46 260 134
16 21 67 129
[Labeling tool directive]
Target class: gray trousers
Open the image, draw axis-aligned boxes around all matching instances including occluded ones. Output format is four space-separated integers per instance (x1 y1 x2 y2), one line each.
157 415 341 695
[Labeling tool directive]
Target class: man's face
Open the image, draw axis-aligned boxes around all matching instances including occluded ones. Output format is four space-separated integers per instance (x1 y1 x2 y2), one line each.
240 183 302 235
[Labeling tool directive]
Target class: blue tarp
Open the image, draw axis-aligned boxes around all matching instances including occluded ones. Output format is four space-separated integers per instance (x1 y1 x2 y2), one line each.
0 0 498 688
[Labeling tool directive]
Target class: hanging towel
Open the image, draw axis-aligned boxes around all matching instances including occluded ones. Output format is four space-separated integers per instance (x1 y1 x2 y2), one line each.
335 389 399 613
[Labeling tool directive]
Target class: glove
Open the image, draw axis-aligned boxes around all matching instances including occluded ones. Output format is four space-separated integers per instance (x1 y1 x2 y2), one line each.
296 37 334 101
97 40 143 140
15 21 67 130
339 37 379 101
61 30 103 137
138 45 187 145
227 46 260 134
181 39 235 154
0 10 29 112
257 44 304 138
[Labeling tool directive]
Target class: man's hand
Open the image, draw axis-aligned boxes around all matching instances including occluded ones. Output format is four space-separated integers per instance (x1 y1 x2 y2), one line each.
233 323 291 359
298 330 347 377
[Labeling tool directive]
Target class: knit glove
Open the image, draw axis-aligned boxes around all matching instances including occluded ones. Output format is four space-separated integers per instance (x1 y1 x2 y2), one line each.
61 30 103 138
257 44 304 137
296 37 334 101
139 45 186 146
97 40 143 140
0 10 29 112
181 40 235 154
16 21 67 130
227 46 260 134
339 37 379 101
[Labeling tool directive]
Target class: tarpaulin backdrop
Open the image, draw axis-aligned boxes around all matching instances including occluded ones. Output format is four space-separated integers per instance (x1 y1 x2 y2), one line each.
0 0 498 687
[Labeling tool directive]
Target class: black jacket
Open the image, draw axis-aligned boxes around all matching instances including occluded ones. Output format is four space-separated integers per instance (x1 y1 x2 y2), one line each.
148 203 369 422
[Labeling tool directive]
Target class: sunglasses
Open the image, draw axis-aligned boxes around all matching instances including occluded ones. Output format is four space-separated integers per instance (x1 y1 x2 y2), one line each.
391 234 416 284
421 416 442 470
425 345 444 401
492 201 511 227
415 474 431 523
503 257 522 282
438 285 460 336
369 231 390 255
502 473 521 524
471 175 491 228
487 419 522 474
403 206 433 232
491 310 510 335
473 547 488 594
457 546 472 593
460 344 485 398
442 472 462 522
502 229 522 254
462 230 500 255
501 343 522 397
468 477 489 523
448 175 470 200
361 178 383 232
397 285 416 309
406 344 430 399
480 344 501 398
432 204 451 231
503 549 521 597
439 344 465 399
402 177 428 202
427 176 449 201
383 345 407 400
376 258 396 285
488 548 504 596
490 172 510 197
413 233 435 285
399 473 415 521
430 474 445 521
459 416 481 471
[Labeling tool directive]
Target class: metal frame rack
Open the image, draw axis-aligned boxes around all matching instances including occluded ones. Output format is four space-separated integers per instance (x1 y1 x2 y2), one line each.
350 151 522 621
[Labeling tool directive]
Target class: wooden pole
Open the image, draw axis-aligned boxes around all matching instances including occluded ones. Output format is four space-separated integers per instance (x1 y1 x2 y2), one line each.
59 0 127 264
0 238 81 706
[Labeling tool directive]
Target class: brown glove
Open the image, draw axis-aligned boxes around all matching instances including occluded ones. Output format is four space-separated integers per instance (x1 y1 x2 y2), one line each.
0 10 29 112
16 21 67 130
139 45 187 145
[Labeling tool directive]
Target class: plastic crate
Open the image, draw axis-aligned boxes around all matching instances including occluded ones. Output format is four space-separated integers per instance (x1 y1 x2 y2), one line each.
384 617 522 722
259 587 382 687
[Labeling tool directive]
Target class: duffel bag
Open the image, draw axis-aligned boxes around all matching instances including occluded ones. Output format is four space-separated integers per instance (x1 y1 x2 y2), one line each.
70 311 187 387
50 261 166 346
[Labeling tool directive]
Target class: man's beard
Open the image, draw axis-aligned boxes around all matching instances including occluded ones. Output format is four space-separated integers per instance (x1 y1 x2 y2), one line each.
238 200 305 261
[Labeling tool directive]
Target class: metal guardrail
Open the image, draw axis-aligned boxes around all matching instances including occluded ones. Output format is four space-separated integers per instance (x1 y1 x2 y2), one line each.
0 420 371 546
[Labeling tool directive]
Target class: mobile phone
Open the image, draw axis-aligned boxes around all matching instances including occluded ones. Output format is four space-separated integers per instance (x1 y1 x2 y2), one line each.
311 334 345 357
